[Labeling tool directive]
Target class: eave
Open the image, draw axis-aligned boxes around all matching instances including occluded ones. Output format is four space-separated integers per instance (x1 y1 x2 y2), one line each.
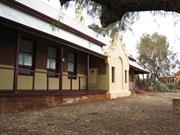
0 17 105 59
1 0 106 46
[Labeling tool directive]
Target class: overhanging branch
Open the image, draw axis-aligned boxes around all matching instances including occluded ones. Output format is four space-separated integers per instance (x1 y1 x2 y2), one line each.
60 0 180 27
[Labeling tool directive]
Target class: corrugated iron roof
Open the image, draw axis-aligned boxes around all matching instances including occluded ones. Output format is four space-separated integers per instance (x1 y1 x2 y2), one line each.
15 0 108 46
129 57 150 74
0 1 106 55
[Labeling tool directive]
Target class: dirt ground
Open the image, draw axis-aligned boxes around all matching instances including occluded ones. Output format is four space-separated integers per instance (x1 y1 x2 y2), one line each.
0 92 180 135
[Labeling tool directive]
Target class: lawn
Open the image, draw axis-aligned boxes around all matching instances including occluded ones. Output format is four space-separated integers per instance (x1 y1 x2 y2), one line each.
0 92 180 135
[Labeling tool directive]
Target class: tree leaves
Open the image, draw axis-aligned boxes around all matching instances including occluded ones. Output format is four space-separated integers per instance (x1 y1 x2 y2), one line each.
137 32 179 79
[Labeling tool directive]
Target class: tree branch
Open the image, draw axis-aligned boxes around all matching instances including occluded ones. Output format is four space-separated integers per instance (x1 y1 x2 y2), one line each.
60 0 180 27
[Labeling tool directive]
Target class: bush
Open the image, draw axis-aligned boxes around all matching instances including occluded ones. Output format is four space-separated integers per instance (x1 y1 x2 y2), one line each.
178 80 180 86
167 83 180 90
151 80 169 92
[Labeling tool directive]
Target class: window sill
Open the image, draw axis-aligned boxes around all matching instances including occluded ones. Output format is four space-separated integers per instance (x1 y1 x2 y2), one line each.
68 72 77 79
18 65 34 76
47 69 59 78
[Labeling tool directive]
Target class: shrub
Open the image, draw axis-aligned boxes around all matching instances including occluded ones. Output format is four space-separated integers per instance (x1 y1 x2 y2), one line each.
151 80 169 92
167 83 180 90
178 80 180 86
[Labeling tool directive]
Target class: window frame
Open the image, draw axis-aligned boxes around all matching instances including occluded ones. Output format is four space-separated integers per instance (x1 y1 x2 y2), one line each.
47 46 59 78
18 38 35 75
67 52 77 79
47 46 59 72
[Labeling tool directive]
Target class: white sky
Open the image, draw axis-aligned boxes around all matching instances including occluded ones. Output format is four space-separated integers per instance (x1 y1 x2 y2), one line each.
123 12 180 60
40 0 180 72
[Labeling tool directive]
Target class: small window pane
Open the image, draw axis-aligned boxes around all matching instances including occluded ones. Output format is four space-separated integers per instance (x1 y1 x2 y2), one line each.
20 39 33 53
24 54 32 66
51 60 56 69
47 47 57 70
47 58 56 70
68 52 75 62
19 53 32 66
19 54 23 65
19 39 34 67
68 62 74 72
48 47 56 58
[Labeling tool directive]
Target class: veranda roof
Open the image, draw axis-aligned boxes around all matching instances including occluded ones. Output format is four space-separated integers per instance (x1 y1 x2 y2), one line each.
0 0 108 56
129 57 150 74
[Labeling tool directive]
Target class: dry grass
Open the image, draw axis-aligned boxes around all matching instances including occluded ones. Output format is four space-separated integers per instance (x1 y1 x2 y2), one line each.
0 92 180 135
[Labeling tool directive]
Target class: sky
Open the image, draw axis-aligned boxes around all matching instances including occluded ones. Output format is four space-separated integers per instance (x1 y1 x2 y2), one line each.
40 0 180 72
123 12 180 59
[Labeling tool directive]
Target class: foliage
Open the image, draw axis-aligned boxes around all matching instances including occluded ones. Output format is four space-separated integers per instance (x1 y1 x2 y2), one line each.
63 0 101 18
178 80 180 86
88 12 138 38
166 83 180 90
88 13 139 47
150 80 169 92
63 0 139 35
137 32 179 79
62 1 179 46
62 0 180 28
134 77 170 91
134 76 149 88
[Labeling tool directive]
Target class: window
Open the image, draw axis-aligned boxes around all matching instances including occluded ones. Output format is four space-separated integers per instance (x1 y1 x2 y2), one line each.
112 67 115 83
125 70 127 83
47 47 58 71
18 38 34 75
19 39 34 67
68 52 77 77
